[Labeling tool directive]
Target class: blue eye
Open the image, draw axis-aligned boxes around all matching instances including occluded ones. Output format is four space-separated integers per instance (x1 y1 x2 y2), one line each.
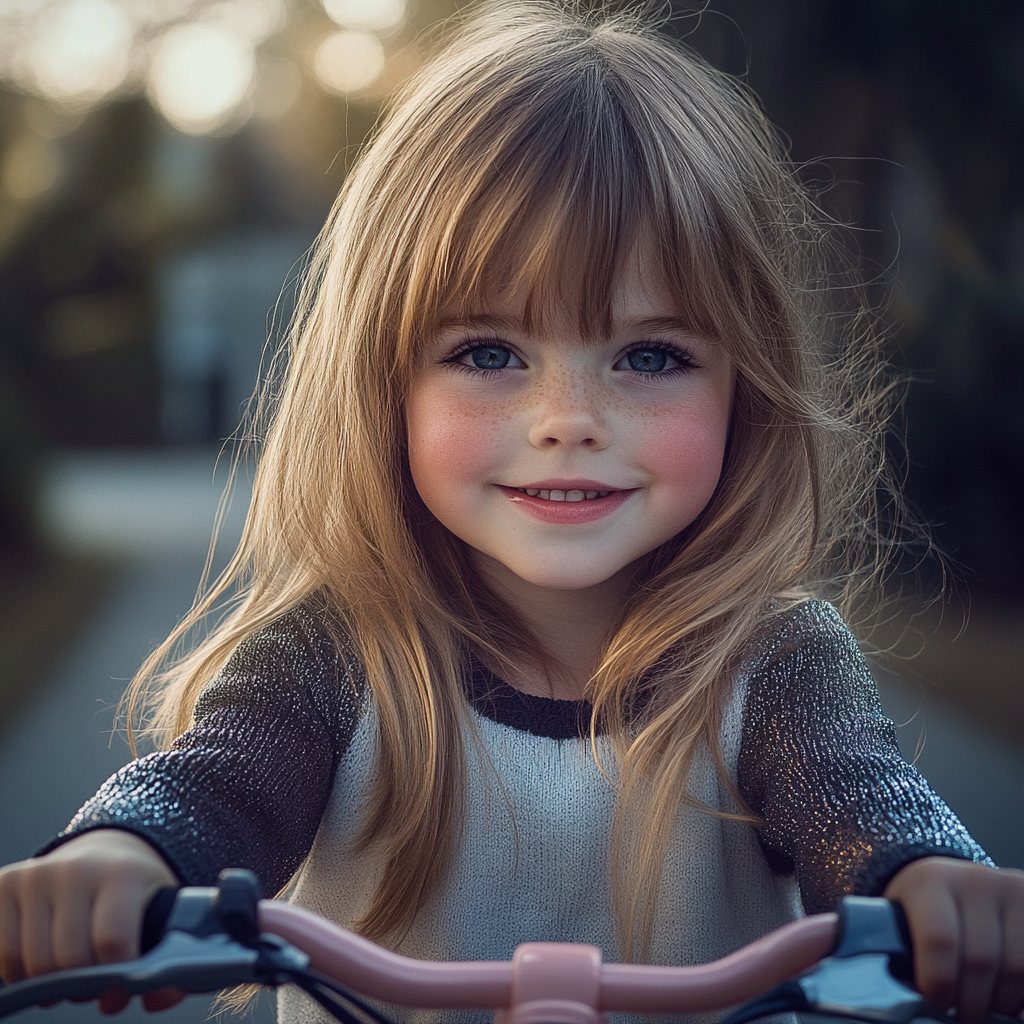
469 345 512 369
615 343 696 375
626 348 668 373
443 341 523 374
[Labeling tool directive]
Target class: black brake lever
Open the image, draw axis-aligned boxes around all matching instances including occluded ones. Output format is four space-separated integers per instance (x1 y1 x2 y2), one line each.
794 897 928 1024
722 898 925 1024
724 897 1017 1024
0 871 310 1020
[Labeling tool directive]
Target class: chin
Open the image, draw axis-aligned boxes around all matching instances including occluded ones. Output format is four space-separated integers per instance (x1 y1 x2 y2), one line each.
511 563 626 591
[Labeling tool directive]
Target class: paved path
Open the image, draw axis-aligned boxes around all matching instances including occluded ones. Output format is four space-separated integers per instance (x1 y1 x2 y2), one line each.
0 451 271 1024
1 450 1022 1023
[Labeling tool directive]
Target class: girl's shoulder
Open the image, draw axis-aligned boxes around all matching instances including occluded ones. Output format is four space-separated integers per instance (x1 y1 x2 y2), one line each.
739 597 876 708
752 597 856 657
194 597 368 730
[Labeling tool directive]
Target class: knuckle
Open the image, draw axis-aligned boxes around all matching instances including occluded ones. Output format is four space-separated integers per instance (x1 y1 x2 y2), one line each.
919 930 958 959
92 928 131 965
961 951 997 977
0 953 24 985
53 860 91 897
20 862 56 901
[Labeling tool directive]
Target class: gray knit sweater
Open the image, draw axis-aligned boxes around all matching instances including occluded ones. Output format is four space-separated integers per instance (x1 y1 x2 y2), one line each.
50 600 990 1023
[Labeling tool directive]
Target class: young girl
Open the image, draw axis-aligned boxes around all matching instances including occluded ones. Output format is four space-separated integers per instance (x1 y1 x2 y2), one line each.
2 4 1022 1023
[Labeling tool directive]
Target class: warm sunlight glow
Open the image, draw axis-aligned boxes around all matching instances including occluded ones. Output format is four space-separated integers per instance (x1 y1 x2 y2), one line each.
322 0 405 34
2 136 63 200
147 23 256 134
254 54 302 119
313 30 385 94
27 0 132 106
206 0 289 44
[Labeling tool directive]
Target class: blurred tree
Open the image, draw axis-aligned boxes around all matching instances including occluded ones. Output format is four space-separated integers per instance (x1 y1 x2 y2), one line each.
0 0 1021 604
675 0 1024 599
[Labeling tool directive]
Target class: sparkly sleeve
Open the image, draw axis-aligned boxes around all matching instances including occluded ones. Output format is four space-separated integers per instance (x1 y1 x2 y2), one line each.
42 602 367 896
737 600 992 914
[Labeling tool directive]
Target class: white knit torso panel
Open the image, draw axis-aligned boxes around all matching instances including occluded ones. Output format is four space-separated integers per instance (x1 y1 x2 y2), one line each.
281 667 801 1024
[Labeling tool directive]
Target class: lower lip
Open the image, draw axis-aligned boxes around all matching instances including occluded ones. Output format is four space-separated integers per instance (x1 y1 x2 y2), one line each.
498 486 633 524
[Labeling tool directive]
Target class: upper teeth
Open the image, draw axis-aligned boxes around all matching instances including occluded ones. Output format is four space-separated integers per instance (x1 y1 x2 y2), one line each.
521 488 612 501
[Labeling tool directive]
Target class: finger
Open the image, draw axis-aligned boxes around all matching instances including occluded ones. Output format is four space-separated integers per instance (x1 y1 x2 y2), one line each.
50 881 94 970
955 890 1002 1023
992 892 1024 1017
98 988 132 1015
90 882 139 965
142 987 186 1012
19 878 55 978
902 886 960 1010
0 879 24 983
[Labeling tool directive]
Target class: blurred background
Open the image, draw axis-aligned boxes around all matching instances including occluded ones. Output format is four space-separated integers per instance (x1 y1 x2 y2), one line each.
0 2 1021 1008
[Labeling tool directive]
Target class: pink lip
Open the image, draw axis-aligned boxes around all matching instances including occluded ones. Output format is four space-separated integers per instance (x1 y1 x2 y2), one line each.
515 479 620 491
497 484 634 524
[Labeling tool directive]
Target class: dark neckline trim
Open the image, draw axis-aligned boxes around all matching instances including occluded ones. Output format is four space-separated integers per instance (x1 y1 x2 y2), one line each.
467 658 597 740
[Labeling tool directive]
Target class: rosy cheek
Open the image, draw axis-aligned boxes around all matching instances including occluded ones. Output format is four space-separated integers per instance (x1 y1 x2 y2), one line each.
407 389 501 496
640 413 728 494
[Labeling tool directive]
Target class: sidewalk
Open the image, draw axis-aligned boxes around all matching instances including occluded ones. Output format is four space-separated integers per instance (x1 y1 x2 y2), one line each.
0 449 1022 1022
0 450 271 1024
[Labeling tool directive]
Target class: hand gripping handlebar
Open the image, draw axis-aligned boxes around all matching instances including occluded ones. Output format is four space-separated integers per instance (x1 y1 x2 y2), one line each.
0 870 1015 1024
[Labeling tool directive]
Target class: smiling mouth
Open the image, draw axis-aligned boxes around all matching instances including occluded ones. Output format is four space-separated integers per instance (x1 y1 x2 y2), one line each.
516 488 614 502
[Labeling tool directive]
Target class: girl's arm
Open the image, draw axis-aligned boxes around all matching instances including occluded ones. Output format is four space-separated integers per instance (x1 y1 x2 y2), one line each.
0 602 364 1001
737 600 991 913
736 601 1023 1021
39 601 365 893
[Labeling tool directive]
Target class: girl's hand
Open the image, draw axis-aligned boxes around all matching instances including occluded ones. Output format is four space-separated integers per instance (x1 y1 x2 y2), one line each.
0 829 181 1014
884 856 1024 1022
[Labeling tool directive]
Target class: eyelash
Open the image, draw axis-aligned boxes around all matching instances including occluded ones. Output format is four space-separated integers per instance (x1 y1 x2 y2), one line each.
441 339 700 377
442 339 521 379
618 342 700 377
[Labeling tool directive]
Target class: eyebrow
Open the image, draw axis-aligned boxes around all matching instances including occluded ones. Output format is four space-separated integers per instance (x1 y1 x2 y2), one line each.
434 313 524 333
621 315 696 334
435 313 698 335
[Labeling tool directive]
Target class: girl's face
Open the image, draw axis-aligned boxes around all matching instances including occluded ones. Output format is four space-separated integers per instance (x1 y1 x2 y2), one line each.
406 251 735 594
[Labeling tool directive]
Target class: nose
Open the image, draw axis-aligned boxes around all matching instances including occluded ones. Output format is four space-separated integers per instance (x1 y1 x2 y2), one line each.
526 375 611 450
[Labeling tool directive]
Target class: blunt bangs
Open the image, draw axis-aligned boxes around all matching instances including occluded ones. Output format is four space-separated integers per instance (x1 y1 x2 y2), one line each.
385 13 769 356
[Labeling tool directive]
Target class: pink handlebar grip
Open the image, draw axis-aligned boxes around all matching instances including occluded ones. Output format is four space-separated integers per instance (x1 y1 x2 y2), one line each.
258 902 838 1014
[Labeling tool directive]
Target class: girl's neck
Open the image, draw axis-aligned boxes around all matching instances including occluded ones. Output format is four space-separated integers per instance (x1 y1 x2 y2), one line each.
471 552 633 700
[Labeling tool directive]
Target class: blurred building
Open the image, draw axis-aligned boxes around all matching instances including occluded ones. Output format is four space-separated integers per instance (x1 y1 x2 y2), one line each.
158 230 308 443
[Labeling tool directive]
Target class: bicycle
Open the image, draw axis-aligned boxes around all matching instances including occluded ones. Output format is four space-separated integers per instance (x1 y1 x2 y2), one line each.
0 869 1010 1024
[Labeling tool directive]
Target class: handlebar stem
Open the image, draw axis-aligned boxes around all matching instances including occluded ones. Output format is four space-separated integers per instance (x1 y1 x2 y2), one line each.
501 943 604 1024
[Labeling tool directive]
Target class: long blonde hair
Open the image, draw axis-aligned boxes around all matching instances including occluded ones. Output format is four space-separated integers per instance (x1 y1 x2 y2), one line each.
128 1 899 960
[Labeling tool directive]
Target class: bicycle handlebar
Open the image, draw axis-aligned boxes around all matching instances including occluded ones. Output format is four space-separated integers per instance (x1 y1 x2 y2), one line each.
257 901 837 1012
0 869 1009 1024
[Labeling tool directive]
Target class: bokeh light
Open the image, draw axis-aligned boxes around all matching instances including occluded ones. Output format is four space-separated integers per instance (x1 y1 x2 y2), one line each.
27 0 132 106
204 0 289 45
2 136 63 200
322 0 405 34
253 54 302 120
147 23 257 134
313 30 385 95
